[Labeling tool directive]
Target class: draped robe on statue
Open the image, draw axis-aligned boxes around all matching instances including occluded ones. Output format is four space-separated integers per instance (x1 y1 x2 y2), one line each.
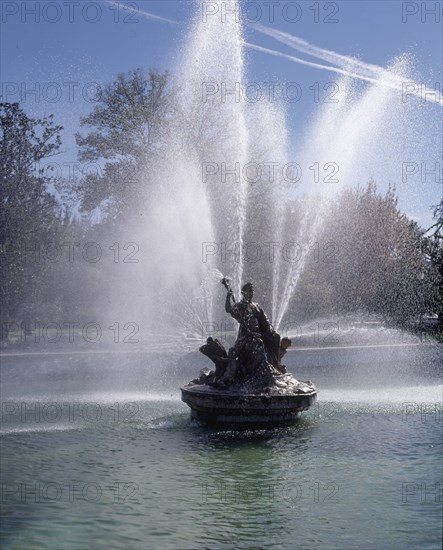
225 293 281 379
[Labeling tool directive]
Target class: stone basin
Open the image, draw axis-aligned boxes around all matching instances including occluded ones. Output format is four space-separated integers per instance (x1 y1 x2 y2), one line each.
181 374 317 428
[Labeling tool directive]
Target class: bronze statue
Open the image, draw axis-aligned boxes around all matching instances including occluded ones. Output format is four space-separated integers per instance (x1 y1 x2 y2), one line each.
183 278 317 427
198 278 290 388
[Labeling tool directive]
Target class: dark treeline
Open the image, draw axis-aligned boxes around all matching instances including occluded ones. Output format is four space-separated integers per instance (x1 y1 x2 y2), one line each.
1 69 442 341
290 183 442 327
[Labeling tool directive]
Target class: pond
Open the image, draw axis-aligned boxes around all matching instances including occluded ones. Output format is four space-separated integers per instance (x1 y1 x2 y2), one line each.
1 343 442 549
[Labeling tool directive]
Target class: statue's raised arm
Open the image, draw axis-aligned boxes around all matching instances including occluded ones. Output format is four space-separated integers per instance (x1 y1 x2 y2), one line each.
221 277 236 316
225 288 235 315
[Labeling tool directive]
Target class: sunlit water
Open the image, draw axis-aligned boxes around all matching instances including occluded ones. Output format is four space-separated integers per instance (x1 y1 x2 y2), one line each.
1 340 442 550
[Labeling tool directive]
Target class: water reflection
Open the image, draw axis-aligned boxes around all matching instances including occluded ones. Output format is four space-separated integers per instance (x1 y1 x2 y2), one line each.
1 344 441 549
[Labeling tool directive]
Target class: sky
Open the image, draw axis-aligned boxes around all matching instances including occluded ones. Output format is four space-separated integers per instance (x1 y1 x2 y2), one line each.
1 0 442 227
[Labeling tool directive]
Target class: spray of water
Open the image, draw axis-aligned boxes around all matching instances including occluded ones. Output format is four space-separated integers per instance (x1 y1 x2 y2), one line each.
118 0 439 342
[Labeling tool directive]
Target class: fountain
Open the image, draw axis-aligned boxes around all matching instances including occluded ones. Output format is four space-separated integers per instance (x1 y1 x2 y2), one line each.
168 0 441 423
1 4 441 548
181 278 317 427
125 0 440 353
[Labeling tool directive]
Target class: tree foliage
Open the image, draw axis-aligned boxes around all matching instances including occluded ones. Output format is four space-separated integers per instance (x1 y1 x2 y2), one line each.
75 69 172 218
0 103 64 326
291 182 440 324
426 198 443 327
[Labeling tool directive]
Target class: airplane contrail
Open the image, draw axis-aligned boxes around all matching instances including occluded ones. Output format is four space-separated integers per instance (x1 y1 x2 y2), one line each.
253 23 392 81
100 3 441 106
249 23 443 106
246 42 387 86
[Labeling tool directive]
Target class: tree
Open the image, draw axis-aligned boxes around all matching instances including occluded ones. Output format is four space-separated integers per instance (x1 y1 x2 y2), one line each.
75 69 172 219
0 102 64 329
426 198 443 329
290 182 438 325
427 199 443 238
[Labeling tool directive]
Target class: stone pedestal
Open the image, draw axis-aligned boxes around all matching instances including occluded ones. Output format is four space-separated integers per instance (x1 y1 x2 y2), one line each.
181 374 317 428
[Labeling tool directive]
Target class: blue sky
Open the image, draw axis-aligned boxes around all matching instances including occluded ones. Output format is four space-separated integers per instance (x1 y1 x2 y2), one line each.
1 0 442 226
